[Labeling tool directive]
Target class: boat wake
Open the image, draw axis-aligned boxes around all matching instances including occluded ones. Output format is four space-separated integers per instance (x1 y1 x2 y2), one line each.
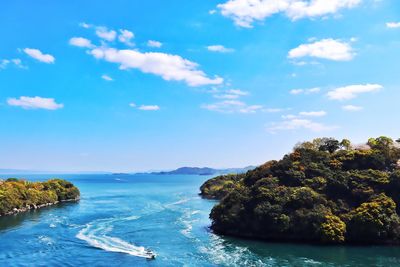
76 217 156 259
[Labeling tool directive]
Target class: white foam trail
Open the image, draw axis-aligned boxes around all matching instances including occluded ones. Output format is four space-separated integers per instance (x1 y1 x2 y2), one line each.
38 235 54 245
76 217 155 259
178 209 200 238
170 198 190 205
199 234 267 266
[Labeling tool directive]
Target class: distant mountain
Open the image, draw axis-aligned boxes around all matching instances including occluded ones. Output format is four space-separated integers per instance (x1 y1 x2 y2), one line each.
152 166 255 176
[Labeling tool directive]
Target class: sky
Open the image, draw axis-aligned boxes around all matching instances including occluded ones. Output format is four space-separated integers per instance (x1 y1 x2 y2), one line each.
0 0 399 172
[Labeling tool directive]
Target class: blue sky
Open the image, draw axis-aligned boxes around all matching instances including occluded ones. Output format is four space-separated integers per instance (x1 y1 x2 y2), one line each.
0 0 399 172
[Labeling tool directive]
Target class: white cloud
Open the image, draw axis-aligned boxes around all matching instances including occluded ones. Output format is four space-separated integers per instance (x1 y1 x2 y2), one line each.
281 114 298 119
147 40 162 48
290 89 303 95
129 103 160 110
268 118 336 133
118 29 135 46
0 58 26 69
7 96 63 110
386 22 400 28
89 47 223 87
101 74 113 81
96 26 117 41
211 88 249 100
207 45 235 53
299 110 327 117
265 108 284 113
217 0 361 28
342 105 363 111
214 94 240 99
202 100 244 113
285 0 361 20
288 39 354 61
0 59 10 69
23 48 55 63
240 105 264 113
290 87 320 95
227 89 249 95
138 105 160 111
12 59 22 67
69 37 94 48
308 88 321 94
202 100 262 113
209 9 217 15
79 22 91 28
327 84 383 100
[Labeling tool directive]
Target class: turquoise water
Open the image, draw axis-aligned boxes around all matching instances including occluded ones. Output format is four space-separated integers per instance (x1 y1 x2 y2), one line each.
1 174 400 266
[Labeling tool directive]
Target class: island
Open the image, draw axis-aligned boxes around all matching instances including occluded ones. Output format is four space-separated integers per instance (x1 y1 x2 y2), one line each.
0 178 80 216
153 166 255 176
200 137 400 244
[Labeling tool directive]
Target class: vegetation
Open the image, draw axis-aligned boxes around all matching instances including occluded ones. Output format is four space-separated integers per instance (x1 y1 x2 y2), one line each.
0 178 80 216
201 137 400 244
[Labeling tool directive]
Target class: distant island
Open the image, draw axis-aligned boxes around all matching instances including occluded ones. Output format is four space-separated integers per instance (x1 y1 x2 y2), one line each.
201 137 400 245
151 166 255 176
0 178 80 216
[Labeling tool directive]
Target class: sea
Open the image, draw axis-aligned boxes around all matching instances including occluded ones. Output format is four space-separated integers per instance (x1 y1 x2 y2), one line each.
1 174 400 266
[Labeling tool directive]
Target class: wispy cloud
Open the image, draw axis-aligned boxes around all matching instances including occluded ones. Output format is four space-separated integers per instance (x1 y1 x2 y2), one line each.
227 89 248 96
23 48 55 63
213 94 240 99
217 0 361 28
69 37 94 48
281 110 327 119
207 45 235 53
79 22 91 29
129 103 160 111
299 111 327 117
89 47 223 87
290 87 320 95
386 22 400 28
95 26 117 41
268 118 337 133
101 74 113 81
0 58 26 69
138 105 160 111
147 40 162 48
73 25 223 87
7 96 63 110
202 100 262 114
288 39 354 62
342 105 363 111
327 84 383 100
264 108 285 113
118 29 134 46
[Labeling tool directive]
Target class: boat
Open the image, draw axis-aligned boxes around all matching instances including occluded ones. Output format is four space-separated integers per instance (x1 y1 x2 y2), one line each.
145 249 156 260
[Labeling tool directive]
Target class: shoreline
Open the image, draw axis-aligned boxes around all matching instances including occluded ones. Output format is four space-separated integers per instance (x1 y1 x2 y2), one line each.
0 197 80 217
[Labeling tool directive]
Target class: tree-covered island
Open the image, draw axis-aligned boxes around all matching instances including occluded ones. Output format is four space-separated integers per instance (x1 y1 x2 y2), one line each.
201 137 400 244
0 179 80 216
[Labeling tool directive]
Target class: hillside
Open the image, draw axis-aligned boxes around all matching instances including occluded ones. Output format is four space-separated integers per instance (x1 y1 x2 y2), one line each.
0 178 80 216
153 166 255 176
200 137 400 244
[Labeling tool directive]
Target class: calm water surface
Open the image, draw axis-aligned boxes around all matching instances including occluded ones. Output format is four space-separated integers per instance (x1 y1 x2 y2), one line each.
1 174 400 266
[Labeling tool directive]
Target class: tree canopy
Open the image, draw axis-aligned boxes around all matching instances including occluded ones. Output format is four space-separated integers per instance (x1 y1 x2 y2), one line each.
0 178 80 216
201 136 400 244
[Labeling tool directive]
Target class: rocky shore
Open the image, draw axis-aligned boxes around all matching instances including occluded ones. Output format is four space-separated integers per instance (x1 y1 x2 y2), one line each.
0 197 80 217
0 178 80 217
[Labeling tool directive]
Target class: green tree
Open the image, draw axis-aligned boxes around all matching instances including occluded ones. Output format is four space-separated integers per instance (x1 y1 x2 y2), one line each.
320 214 346 243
